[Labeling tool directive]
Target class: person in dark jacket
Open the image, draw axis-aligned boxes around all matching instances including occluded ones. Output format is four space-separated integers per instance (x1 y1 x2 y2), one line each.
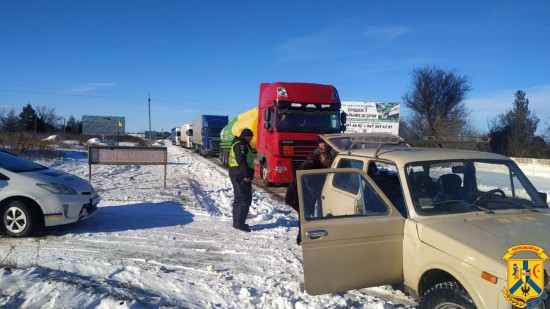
229 128 255 232
285 151 332 244
312 135 337 160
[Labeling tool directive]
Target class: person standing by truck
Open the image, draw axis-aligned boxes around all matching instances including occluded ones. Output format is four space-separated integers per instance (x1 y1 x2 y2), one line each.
313 136 337 160
229 128 255 232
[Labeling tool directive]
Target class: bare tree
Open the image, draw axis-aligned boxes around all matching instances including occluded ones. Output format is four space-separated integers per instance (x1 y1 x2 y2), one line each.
402 66 472 139
0 107 5 131
2 109 20 133
544 121 550 144
35 105 62 132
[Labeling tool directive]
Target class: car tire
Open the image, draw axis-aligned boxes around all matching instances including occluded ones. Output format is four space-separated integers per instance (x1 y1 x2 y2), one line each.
420 281 476 309
1 199 38 237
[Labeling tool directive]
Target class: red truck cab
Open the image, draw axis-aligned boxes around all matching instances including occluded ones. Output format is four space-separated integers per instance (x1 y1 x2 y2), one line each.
254 82 345 186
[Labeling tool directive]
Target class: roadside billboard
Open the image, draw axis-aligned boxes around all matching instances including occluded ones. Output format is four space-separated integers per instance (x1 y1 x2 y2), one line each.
341 101 400 135
82 115 126 136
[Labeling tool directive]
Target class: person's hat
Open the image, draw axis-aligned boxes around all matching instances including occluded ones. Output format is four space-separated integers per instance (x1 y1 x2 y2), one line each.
317 135 325 143
240 128 254 138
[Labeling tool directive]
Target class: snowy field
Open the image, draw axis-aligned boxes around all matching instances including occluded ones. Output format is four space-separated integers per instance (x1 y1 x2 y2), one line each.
1 141 549 309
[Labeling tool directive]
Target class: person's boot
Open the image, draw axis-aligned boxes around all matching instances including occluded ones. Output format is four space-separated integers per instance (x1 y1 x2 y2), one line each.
233 223 251 232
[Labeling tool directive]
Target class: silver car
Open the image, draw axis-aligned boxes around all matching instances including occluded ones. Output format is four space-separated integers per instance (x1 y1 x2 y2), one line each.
0 150 99 237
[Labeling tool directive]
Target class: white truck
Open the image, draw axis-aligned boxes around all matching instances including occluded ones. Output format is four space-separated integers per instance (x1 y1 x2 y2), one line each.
171 127 181 146
296 133 549 308
180 124 193 149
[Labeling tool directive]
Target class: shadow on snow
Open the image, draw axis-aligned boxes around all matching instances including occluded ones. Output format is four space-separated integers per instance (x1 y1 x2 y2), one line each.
43 201 194 235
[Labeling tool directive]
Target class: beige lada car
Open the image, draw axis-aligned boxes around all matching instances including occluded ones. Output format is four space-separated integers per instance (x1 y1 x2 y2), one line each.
295 133 549 309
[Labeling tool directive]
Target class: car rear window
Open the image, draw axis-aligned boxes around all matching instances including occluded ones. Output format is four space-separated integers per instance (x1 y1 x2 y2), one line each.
0 151 47 172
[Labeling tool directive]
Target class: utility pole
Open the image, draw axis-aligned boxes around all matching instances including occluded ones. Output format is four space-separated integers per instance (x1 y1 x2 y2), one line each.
148 94 152 145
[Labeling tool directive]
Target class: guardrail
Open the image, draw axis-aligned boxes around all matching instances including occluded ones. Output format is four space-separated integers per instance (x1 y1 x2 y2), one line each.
511 157 550 178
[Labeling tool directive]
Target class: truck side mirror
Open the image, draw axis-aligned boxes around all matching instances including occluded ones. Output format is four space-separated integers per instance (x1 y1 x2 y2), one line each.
264 108 271 121
341 111 347 125
341 124 346 132
263 122 272 130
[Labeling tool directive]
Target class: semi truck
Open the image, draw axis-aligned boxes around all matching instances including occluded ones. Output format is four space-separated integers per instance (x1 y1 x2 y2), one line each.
171 127 181 146
192 115 228 157
219 82 345 186
180 124 193 149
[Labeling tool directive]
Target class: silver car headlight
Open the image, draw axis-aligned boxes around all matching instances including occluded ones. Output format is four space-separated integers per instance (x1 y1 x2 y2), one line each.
37 183 78 195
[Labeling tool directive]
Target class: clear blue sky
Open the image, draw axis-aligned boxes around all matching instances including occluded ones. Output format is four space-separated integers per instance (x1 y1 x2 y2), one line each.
1 1 549 134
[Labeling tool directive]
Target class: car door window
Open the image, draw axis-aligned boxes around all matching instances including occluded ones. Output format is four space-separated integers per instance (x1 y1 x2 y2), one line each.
300 170 388 220
368 161 407 217
333 158 364 193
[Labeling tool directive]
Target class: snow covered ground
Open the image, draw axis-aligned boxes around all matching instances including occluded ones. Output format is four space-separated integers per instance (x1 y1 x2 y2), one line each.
0 142 419 309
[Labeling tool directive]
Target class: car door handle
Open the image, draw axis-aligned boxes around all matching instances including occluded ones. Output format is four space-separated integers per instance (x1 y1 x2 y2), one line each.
306 230 328 239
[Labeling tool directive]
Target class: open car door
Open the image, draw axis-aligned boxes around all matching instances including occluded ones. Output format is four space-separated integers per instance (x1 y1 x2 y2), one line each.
297 168 405 295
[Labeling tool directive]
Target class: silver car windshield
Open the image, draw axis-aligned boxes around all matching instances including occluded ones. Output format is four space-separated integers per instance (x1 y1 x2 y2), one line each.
405 159 548 215
0 151 47 173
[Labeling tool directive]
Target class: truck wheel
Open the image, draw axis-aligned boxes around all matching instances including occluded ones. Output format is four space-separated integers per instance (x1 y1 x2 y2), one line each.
420 281 475 309
1 199 39 237
221 150 228 167
262 161 273 187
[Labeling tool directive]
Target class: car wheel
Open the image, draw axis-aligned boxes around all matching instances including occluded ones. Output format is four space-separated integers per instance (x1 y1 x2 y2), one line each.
420 281 476 309
2 199 38 237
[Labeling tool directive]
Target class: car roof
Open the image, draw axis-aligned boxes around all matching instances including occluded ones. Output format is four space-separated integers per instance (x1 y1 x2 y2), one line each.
319 133 510 167
344 146 511 167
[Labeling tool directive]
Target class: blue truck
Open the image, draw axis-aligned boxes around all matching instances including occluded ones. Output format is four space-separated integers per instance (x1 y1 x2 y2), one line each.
191 115 228 157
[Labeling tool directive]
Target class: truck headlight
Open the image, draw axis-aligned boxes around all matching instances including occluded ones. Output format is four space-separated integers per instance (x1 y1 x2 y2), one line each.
37 183 78 195
277 87 288 97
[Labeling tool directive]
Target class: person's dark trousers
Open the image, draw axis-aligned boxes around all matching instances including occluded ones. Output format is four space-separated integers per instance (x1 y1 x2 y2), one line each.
230 176 252 228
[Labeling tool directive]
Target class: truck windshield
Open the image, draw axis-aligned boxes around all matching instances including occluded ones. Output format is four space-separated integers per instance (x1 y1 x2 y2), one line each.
206 127 223 137
405 159 548 216
276 108 340 133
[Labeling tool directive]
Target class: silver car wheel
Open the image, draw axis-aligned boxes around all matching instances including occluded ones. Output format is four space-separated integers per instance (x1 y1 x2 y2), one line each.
4 205 28 234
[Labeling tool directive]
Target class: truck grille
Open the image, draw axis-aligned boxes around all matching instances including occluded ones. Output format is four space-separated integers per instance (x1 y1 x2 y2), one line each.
210 139 221 153
280 140 318 158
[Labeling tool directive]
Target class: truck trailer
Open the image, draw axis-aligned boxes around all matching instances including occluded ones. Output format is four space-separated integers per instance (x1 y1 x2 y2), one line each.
219 82 345 186
192 115 228 157
180 124 193 149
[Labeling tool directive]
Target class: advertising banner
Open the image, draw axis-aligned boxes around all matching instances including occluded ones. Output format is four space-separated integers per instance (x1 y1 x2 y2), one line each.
341 101 400 135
